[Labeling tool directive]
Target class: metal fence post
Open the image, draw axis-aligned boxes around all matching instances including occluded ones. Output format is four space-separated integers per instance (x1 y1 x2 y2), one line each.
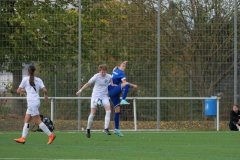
133 98 137 131
51 98 54 121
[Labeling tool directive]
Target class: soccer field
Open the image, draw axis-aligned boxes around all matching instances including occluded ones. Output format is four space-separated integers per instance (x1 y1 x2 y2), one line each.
0 131 238 160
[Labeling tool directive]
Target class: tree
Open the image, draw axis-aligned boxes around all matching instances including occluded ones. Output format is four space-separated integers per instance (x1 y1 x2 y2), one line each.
116 0 239 118
159 0 237 97
157 0 239 117
0 0 78 114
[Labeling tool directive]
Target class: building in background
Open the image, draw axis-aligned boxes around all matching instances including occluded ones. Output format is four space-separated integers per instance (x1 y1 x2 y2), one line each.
0 64 29 93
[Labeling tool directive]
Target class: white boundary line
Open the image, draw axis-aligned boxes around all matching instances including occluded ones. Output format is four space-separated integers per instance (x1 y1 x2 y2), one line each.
0 158 101 160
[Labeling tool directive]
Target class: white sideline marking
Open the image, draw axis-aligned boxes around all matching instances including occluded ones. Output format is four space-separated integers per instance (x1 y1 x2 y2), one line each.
0 159 100 160
0 131 230 135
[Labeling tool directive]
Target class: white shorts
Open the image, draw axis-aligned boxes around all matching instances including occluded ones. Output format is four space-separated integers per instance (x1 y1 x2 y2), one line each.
26 100 40 116
91 95 110 109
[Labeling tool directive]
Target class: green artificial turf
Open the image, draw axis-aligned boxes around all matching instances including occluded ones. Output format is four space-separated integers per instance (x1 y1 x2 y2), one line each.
0 131 238 160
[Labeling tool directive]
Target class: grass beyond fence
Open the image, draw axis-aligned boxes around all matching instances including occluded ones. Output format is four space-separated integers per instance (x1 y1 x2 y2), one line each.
0 131 239 160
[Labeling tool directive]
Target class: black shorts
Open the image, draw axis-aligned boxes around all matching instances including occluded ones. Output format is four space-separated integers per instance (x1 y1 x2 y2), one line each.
229 121 238 131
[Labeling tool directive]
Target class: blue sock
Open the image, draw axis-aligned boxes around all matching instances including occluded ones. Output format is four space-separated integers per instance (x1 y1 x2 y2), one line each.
122 84 130 100
114 112 120 129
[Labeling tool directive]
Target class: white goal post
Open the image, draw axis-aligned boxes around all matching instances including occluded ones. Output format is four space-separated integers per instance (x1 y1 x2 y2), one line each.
0 96 220 131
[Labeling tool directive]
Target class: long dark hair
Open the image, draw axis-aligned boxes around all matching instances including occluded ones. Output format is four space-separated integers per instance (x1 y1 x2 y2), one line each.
28 65 36 86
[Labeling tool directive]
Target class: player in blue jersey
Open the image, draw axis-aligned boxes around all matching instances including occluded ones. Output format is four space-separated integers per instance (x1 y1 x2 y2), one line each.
108 61 138 137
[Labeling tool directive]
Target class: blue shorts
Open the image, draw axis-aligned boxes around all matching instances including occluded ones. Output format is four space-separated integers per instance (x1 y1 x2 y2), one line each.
108 84 122 108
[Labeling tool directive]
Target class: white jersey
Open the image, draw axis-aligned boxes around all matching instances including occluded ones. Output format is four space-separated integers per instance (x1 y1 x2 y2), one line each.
88 73 111 97
19 76 45 101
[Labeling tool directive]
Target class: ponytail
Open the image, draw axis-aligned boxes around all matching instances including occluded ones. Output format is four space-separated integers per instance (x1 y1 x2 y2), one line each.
28 65 36 86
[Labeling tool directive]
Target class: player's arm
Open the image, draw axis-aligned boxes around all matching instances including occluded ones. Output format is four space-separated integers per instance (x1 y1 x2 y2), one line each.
17 87 25 94
110 79 117 86
42 87 49 100
17 79 26 94
76 83 91 95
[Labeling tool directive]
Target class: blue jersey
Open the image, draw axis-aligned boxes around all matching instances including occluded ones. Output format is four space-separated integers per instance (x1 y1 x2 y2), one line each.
109 68 126 107
111 69 126 85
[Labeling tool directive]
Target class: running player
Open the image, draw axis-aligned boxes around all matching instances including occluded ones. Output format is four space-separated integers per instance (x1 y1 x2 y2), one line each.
108 61 138 137
76 64 116 138
14 65 56 144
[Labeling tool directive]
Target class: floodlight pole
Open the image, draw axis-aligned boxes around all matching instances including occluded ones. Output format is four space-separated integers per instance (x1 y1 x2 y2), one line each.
157 0 161 130
78 0 82 131
234 0 238 104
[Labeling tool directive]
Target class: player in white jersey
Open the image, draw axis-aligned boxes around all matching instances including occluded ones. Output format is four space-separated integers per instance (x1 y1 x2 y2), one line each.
76 64 116 138
14 65 56 145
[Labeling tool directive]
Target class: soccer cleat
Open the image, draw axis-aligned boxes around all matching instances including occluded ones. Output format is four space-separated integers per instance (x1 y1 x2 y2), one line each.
114 129 124 137
103 129 111 135
120 99 130 105
14 137 26 144
86 129 91 138
47 134 56 145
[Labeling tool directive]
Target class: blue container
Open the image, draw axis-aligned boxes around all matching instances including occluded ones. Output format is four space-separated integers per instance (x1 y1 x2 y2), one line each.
204 96 217 116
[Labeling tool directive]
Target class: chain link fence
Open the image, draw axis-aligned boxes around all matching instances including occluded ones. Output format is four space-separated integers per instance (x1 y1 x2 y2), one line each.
0 0 239 131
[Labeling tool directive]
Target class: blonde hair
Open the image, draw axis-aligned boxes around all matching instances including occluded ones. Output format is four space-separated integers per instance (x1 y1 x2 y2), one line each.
114 61 127 70
117 61 127 67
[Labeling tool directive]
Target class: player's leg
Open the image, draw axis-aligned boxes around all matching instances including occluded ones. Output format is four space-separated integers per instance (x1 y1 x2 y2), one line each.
32 115 56 144
33 115 51 135
102 96 111 135
86 98 97 138
31 100 55 144
14 114 32 144
113 106 124 137
109 85 124 137
231 121 239 131
114 105 120 130
120 82 130 105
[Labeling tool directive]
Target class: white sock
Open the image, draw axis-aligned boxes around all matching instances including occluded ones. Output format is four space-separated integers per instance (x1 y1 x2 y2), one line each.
104 110 111 129
22 123 29 138
87 114 95 129
39 122 51 136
